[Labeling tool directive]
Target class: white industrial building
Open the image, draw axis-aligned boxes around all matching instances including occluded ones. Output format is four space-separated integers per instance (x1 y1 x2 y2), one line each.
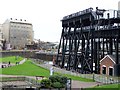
0 24 3 50
118 1 120 10
2 18 34 49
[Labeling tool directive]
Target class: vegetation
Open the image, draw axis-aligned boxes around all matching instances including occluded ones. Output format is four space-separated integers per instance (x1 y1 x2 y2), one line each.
1 60 50 77
1 56 120 89
40 79 52 88
63 74 93 82
1 56 93 82
0 56 23 64
49 75 67 88
84 84 119 90
94 83 119 88
40 75 68 88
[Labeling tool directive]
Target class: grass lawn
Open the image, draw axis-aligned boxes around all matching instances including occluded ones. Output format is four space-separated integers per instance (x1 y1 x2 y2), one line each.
0 56 23 64
94 83 119 88
1 59 93 82
85 84 120 89
55 73 93 82
1 60 50 77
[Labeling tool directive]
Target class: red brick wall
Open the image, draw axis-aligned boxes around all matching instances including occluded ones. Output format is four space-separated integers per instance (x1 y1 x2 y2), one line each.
100 56 115 75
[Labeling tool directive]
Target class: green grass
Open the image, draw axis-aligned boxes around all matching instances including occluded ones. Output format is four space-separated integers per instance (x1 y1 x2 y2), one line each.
1 60 50 77
94 84 119 88
84 84 120 90
55 73 93 82
0 56 23 64
1 58 93 82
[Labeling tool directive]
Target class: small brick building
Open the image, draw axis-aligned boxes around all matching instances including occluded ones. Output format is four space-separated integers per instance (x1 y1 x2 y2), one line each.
100 55 116 76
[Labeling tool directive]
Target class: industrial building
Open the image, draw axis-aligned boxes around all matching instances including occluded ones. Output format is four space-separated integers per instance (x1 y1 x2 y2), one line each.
2 18 34 49
0 24 3 50
118 1 120 10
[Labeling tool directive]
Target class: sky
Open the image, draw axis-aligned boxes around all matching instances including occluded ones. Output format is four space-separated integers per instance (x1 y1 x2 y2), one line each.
0 0 119 42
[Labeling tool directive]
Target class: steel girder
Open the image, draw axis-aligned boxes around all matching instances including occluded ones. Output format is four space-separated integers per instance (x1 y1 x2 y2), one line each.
56 8 120 74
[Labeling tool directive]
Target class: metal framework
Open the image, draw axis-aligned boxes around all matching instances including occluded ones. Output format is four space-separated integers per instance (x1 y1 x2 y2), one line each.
56 7 120 74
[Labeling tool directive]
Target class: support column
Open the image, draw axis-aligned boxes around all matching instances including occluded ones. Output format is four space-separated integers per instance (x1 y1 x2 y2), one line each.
102 37 105 58
56 27 65 65
116 36 119 64
109 38 113 55
67 27 72 70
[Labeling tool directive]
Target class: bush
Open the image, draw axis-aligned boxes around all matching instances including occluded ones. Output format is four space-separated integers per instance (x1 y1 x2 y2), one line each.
59 76 68 84
40 79 51 88
40 75 68 89
49 75 60 83
52 82 64 88
49 75 68 88
49 75 67 84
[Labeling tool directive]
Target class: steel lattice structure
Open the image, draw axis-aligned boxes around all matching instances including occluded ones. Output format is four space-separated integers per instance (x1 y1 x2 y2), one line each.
56 7 120 74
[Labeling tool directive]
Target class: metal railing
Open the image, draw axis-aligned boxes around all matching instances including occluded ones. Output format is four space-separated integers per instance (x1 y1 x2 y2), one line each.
1 76 41 88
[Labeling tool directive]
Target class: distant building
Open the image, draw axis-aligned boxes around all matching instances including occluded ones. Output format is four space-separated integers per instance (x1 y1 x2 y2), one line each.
118 1 120 19
118 1 120 10
0 24 3 50
2 18 34 49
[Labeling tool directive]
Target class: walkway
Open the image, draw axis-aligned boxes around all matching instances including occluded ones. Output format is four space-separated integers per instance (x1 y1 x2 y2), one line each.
71 81 99 88
0 58 26 68
19 58 26 64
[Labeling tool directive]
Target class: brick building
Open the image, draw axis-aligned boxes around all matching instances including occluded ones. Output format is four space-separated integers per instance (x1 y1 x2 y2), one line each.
100 55 120 76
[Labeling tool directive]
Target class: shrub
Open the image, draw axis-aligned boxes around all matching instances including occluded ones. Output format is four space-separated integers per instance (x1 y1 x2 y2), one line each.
49 75 68 88
59 76 68 84
49 75 67 83
52 82 64 88
40 79 51 88
49 75 60 83
40 75 68 88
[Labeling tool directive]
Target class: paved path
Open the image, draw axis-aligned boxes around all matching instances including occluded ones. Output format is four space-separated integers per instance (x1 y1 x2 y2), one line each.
19 58 26 64
71 81 101 88
0 58 26 68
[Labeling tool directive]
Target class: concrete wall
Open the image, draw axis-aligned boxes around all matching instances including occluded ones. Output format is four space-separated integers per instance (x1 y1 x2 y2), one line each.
1 51 56 61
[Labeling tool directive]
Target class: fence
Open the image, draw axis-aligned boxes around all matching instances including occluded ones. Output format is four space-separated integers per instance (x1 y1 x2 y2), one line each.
0 77 26 82
1 76 41 88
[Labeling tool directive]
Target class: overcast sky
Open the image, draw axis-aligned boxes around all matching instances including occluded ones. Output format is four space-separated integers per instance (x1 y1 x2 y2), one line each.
0 0 119 42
